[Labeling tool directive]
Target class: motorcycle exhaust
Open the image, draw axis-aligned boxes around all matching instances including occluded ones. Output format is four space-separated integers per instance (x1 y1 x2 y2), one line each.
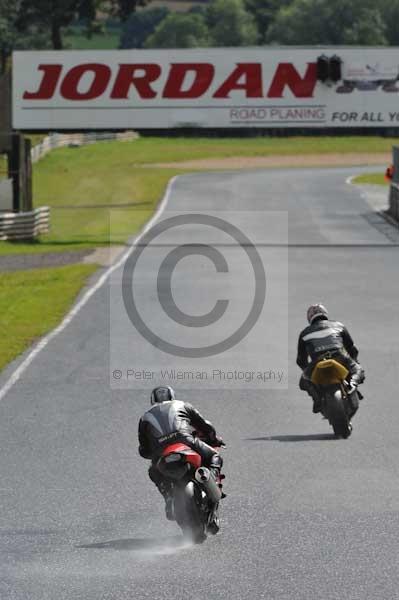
195 467 222 503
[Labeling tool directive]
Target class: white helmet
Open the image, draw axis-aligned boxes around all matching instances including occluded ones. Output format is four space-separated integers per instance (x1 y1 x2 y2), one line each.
307 303 328 324
150 386 175 405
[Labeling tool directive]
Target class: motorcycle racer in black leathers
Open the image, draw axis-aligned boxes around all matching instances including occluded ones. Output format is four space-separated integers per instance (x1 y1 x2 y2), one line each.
138 386 224 520
297 304 365 414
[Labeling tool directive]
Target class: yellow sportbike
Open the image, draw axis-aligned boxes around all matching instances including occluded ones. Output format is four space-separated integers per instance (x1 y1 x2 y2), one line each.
311 358 355 438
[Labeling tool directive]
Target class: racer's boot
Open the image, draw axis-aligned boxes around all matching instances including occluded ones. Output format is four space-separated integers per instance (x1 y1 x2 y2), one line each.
310 389 322 414
209 455 226 499
348 372 364 401
300 377 321 413
157 481 175 521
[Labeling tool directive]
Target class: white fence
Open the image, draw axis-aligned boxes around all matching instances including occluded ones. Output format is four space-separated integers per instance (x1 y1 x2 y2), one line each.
30 130 138 163
0 206 50 240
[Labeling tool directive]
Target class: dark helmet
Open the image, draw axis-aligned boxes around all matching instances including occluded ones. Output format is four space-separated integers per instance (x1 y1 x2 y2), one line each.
150 386 175 405
307 303 328 324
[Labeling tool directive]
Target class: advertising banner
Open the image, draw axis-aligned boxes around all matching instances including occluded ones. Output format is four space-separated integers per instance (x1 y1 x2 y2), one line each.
12 48 399 129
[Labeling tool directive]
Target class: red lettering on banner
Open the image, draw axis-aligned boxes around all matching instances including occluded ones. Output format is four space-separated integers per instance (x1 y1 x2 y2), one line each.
267 63 316 98
213 64 262 98
163 63 214 98
111 64 161 99
60 64 111 100
23 64 63 100
22 61 318 102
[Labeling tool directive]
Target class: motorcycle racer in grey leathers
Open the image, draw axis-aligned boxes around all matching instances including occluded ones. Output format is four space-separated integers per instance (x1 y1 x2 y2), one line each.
297 304 365 414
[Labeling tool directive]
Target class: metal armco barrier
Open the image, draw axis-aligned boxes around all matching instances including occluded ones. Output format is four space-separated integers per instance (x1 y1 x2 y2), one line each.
0 206 50 240
0 132 137 238
389 183 399 222
0 178 12 211
388 146 399 222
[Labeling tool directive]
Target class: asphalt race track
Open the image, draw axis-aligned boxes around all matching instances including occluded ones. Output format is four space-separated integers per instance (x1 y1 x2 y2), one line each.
1 167 399 600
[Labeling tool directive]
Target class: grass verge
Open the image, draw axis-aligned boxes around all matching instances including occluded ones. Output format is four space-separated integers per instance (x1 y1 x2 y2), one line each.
0 241 110 256
352 172 388 185
105 135 396 162
32 143 184 244
0 264 97 371
1 135 395 254
0 154 7 180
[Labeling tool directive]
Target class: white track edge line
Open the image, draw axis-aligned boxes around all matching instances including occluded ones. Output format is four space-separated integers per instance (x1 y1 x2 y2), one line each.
0 176 177 402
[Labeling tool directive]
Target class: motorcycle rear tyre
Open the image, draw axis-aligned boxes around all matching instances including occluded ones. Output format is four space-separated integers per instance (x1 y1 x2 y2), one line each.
325 389 351 439
174 482 206 544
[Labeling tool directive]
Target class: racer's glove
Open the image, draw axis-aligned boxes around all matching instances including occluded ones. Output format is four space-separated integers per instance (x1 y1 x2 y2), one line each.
212 434 226 448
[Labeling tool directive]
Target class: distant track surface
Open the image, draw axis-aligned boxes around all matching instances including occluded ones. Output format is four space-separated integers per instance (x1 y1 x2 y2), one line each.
1 167 399 600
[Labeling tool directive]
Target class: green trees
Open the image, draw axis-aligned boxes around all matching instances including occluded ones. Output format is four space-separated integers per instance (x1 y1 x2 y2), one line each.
0 0 147 56
2 0 399 61
244 0 290 43
16 0 92 49
267 0 387 45
145 0 258 49
108 0 147 22
0 1 20 71
378 0 399 45
0 0 50 72
145 13 210 48
0 0 154 72
206 0 258 46
139 0 395 49
120 7 169 48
